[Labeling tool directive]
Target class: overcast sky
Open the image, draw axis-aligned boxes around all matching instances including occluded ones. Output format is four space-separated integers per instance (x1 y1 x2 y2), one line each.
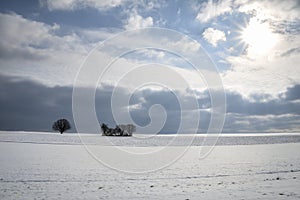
0 0 299 133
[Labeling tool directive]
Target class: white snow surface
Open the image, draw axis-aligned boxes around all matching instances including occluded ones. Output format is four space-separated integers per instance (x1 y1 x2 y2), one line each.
0 131 300 199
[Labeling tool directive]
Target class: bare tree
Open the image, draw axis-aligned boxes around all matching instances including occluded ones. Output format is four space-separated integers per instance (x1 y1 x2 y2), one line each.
101 123 113 136
101 123 134 136
119 124 136 136
52 119 71 134
127 124 136 135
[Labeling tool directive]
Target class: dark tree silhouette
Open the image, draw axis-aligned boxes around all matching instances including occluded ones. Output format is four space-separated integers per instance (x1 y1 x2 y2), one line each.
52 119 71 134
101 123 109 136
101 123 134 136
119 124 136 136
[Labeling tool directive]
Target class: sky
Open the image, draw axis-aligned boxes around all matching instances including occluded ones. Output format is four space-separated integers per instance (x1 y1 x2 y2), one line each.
0 0 300 133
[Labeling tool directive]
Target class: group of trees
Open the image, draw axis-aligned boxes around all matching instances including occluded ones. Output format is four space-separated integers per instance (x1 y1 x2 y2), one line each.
101 123 135 136
52 119 135 137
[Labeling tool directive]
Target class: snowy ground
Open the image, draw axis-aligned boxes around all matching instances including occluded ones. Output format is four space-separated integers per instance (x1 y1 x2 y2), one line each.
0 132 300 199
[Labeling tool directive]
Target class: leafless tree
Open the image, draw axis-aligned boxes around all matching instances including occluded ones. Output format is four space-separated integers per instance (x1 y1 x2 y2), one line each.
52 119 71 134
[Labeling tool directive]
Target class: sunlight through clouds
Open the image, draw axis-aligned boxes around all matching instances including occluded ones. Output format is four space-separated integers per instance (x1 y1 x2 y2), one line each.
0 0 299 132
240 18 278 56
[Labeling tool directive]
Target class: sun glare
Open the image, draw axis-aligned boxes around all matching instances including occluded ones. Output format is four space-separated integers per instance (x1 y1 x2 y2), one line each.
241 18 278 56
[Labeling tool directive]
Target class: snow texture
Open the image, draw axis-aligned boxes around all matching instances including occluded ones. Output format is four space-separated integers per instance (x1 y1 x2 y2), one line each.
0 131 299 199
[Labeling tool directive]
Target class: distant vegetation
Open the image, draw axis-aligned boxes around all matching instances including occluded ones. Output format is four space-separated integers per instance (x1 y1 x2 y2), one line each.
52 119 71 134
101 123 135 136
52 119 135 136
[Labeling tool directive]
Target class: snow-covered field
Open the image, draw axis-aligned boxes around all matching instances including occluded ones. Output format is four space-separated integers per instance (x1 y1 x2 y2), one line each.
0 131 300 199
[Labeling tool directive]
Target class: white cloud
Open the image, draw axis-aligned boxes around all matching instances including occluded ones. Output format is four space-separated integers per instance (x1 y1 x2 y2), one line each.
196 0 232 23
236 0 300 22
76 27 122 44
214 0 300 98
0 13 55 47
0 13 88 55
223 113 300 132
222 33 300 98
40 0 126 11
202 27 226 47
219 2 300 98
196 0 299 25
76 48 209 92
0 12 209 91
0 13 91 86
168 36 200 53
124 12 153 30
142 49 165 59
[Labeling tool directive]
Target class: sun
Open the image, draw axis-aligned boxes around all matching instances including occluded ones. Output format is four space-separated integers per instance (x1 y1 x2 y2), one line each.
241 18 278 56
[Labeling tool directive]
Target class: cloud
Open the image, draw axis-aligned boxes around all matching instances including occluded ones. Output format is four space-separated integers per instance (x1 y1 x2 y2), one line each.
215 0 300 98
223 113 300 132
214 0 300 119
222 7 300 97
222 24 300 97
0 74 124 132
168 36 200 53
0 12 58 61
1 1 300 133
124 12 153 30
236 0 300 22
202 27 226 47
1 74 300 133
218 86 300 132
0 12 100 86
40 0 127 11
281 47 300 57
0 75 74 131
196 0 232 23
226 91 300 116
281 84 300 101
0 12 210 91
41 0 167 14
0 74 205 133
0 13 86 54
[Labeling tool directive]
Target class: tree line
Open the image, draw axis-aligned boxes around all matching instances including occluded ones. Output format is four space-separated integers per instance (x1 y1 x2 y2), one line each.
101 123 135 136
52 119 135 136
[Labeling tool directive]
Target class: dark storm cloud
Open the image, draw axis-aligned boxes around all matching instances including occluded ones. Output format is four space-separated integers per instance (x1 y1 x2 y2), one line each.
129 88 181 132
223 113 300 133
0 75 205 133
1 74 300 133
226 91 300 115
0 75 73 131
0 75 122 132
282 84 300 101
222 86 300 132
